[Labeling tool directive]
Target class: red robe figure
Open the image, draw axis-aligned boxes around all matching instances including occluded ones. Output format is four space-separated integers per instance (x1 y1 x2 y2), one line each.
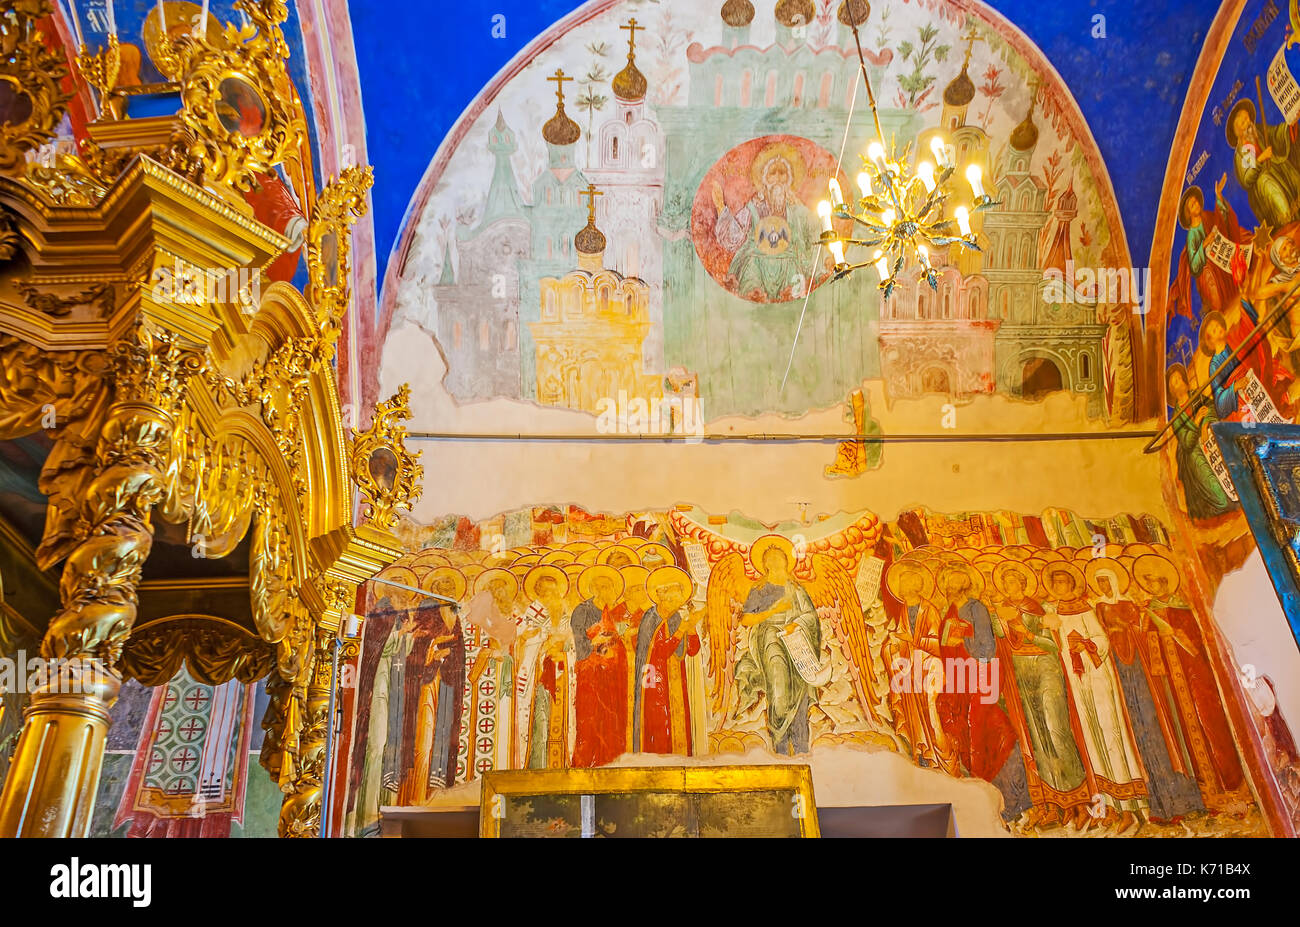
1136 557 1245 811
397 597 465 802
937 568 1031 821
633 570 701 755
572 606 629 768
243 170 307 283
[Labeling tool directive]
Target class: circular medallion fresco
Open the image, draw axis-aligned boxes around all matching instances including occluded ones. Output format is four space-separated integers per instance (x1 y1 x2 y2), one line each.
691 134 850 304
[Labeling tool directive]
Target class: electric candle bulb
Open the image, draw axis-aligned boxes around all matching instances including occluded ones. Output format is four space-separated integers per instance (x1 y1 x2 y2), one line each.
856 171 873 197
918 245 930 268
955 205 972 237
868 141 886 170
829 240 845 265
873 250 889 280
966 164 985 200
106 0 116 36
917 161 936 193
818 200 833 233
882 208 896 227
829 178 844 207
930 135 949 168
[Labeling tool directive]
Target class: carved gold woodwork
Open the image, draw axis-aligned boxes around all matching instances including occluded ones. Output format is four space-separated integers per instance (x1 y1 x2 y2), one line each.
23 154 111 207
76 35 123 119
120 614 276 686
44 322 205 665
169 0 308 193
307 165 374 357
277 624 331 837
351 383 423 530
0 334 112 568
0 0 409 839
0 0 73 171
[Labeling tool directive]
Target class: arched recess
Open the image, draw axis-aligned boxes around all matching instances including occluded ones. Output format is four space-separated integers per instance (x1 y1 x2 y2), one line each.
1005 347 1073 398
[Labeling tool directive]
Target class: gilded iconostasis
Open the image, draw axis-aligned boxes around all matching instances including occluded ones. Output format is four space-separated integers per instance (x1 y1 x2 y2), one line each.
2 0 1297 839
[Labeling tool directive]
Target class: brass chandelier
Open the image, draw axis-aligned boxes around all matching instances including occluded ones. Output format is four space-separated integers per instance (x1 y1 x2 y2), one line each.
819 12 996 297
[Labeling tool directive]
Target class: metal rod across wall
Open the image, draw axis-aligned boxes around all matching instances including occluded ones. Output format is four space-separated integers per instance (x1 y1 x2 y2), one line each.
406 430 1159 444
367 575 460 605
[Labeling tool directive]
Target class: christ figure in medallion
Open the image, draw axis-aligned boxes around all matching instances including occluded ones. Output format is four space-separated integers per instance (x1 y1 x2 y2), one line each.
711 141 819 302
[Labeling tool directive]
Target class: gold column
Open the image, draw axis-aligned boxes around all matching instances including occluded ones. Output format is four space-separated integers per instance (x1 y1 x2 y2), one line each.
278 625 333 837
0 323 202 837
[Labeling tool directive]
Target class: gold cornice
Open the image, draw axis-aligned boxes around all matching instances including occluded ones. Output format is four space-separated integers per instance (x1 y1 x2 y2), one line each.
310 522 404 588
129 611 258 637
0 156 288 348
0 157 282 248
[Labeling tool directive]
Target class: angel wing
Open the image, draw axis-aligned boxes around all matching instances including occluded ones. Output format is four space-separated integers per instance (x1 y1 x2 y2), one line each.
704 551 749 716
805 553 890 730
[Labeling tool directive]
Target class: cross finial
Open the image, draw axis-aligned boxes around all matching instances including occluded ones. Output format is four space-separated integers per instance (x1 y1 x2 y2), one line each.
621 18 642 58
961 23 980 65
547 68 572 105
579 182 603 221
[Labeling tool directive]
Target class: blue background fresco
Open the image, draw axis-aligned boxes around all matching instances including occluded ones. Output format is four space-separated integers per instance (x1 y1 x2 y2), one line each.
348 0 1220 301
1163 0 1294 378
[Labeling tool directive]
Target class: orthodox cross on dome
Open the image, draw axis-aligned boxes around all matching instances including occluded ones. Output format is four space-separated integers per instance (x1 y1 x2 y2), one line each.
613 18 648 103
547 68 573 106
621 17 642 57
579 182 604 222
544 68 581 145
960 22 980 65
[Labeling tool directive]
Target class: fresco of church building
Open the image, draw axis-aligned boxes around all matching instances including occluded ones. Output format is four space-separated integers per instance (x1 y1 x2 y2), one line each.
393 1 1129 423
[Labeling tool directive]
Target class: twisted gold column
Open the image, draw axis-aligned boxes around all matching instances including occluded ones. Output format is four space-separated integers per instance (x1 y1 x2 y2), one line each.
278 626 332 837
0 324 202 837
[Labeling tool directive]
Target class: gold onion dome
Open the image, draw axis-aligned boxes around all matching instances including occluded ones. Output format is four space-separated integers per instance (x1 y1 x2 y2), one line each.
612 58 647 102
1010 98 1039 151
575 218 607 255
775 0 815 28
543 102 581 146
837 0 870 27
721 0 755 27
943 64 975 107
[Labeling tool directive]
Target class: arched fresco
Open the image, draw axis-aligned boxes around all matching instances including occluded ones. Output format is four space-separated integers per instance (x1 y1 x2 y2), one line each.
381 0 1139 422
1152 0 1300 833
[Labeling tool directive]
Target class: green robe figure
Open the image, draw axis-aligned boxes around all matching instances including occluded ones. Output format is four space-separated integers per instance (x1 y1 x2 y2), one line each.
1227 98 1300 230
735 541 821 754
712 146 818 302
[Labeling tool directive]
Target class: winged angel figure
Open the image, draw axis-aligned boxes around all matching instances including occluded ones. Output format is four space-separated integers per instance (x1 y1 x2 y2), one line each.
705 535 892 754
